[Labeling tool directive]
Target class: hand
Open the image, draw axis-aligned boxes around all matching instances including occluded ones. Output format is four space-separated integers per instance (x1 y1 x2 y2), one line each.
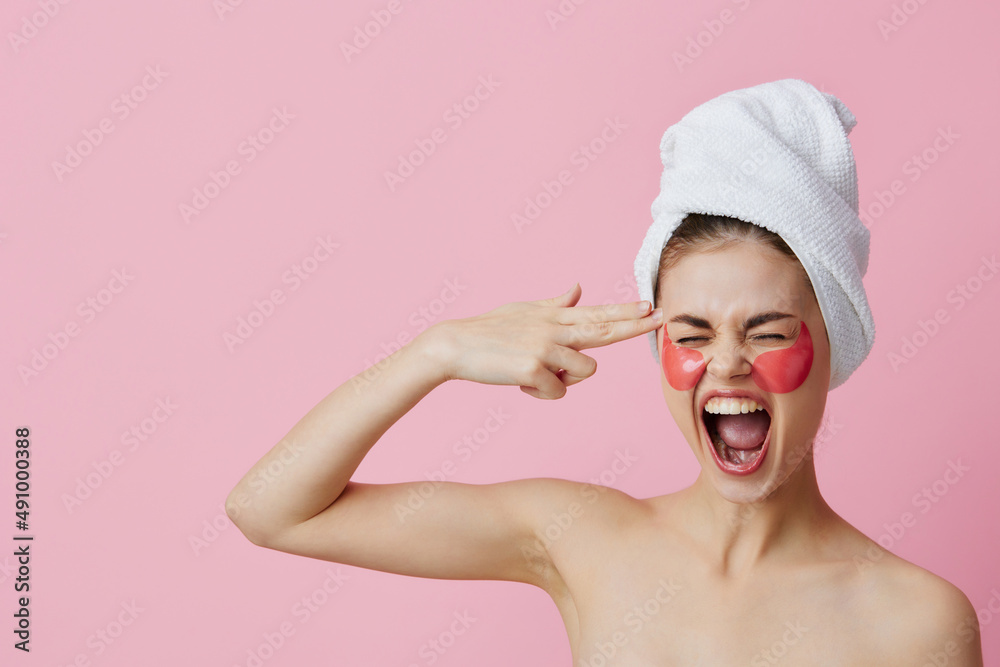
427 283 662 400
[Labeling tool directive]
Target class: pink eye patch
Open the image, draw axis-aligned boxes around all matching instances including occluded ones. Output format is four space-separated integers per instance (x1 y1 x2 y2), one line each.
661 321 814 393
750 321 813 393
661 335 707 391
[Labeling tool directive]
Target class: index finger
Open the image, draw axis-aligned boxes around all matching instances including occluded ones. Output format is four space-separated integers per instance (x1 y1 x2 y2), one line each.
552 299 651 326
556 302 663 350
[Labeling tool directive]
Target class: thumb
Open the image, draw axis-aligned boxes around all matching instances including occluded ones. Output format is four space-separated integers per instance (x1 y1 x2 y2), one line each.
531 282 580 307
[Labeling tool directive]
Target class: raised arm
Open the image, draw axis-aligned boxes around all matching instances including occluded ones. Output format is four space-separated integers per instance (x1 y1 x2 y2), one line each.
225 326 447 546
225 283 662 588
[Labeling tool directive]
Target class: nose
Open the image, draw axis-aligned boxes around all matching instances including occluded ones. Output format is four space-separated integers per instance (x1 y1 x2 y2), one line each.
704 339 753 382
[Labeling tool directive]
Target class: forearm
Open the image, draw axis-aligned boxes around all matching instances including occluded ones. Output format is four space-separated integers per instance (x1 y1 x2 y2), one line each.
225 326 450 543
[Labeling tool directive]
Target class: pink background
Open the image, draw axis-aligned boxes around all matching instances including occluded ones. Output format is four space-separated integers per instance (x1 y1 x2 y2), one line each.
3 1 999 665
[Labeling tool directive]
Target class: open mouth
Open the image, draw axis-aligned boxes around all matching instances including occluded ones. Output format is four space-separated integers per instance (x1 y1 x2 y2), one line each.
700 396 772 476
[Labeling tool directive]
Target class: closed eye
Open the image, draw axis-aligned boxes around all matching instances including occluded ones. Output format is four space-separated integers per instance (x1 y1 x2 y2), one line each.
674 334 786 343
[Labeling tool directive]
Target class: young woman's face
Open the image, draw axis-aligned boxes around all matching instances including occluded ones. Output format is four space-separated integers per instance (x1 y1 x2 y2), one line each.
654 240 831 505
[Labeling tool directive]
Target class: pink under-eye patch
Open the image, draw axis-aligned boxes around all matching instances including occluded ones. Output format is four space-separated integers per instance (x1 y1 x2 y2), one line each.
661 320 814 393
661 335 707 391
750 321 813 393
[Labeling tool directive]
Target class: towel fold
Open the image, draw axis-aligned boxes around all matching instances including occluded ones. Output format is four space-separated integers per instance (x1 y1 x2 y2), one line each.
633 78 875 390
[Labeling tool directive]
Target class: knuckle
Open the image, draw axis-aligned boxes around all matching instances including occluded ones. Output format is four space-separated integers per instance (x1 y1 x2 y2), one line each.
563 325 582 348
594 320 615 338
524 358 546 379
575 322 594 340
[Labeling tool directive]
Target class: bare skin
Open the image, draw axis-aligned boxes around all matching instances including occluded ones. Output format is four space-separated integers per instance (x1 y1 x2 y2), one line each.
226 242 983 666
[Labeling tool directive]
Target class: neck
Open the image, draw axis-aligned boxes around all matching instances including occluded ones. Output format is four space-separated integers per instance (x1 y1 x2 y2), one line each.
678 450 835 579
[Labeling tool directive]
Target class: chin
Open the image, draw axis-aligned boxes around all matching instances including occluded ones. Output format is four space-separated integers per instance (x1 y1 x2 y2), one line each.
680 399 814 506
710 474 777 505
699 436 778 506
701 428 815 508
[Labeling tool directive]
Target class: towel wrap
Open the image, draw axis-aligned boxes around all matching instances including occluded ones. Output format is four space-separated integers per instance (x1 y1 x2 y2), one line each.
633 78 875 390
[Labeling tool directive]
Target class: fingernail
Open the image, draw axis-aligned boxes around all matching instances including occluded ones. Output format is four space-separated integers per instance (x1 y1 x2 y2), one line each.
652 308 663 323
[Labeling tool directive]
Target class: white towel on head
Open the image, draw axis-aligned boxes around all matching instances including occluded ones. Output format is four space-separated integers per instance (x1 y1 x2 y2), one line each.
633 78 875 391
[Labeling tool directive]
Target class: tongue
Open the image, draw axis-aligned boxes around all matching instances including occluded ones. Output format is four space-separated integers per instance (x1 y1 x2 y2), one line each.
716 412 770 450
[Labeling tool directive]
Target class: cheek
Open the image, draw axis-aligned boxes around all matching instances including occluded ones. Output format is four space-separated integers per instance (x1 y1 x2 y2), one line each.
662 335 707 391
751 321 814 393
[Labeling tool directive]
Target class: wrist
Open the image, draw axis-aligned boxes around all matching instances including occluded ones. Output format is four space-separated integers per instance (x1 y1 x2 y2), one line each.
413 321 456 385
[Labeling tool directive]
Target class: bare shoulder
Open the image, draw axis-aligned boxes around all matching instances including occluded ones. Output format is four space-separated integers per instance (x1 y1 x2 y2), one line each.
517 475 649 557
513 476 649 586
858 547 983 666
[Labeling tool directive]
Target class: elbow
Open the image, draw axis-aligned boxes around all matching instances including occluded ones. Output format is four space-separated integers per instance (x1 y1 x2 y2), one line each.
225 490 273 548
230 514 274 549
234 523 273 548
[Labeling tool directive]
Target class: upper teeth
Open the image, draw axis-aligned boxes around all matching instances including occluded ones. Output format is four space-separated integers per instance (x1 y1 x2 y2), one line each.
704 397 765 414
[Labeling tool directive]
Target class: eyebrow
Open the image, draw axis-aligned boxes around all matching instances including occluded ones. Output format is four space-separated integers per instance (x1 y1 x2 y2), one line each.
668 311 794 331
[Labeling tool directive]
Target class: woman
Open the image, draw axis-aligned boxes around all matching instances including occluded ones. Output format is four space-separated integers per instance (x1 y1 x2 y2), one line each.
226 81 983 665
